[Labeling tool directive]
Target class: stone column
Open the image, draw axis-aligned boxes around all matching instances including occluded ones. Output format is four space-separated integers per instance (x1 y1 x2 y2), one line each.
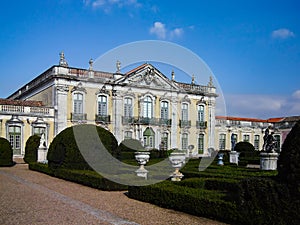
112 90 123 143
171 97 178 149
55 85 69 135
207 98 216 155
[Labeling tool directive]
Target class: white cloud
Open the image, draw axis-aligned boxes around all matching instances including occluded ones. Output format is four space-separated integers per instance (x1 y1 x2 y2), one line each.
170 28 184 38
149 21 184 40
85 0 141 11
150 22 167 39
223 93 299 118
292 90 300 99
271 28 295 39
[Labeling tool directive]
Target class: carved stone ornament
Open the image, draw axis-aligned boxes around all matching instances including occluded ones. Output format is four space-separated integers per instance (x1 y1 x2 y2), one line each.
71 82 87 93
56 85 69 93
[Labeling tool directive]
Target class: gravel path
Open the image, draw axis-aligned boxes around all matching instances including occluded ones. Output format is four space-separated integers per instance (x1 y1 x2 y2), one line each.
0 162 228 225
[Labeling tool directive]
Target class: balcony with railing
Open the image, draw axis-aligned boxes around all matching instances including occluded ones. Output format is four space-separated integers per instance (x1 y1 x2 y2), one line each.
0 104 54 117
121 116 172 126
71 113 87 122
95 115 111 123
196 121 207 129
179 120 191 128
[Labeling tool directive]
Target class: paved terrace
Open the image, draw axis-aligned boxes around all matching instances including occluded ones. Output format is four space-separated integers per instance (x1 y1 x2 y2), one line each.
0 162 228 225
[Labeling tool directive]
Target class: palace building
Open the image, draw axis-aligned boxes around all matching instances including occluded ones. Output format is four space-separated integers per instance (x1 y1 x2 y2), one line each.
1 52 298 158
1 52 218 157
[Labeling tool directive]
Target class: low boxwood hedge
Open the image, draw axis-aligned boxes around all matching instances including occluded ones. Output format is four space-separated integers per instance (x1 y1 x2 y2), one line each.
0 137 13 166
29 162 127 191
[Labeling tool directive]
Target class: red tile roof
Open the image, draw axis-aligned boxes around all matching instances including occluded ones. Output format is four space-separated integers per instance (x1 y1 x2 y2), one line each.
216 116 267 123
0 99 44 107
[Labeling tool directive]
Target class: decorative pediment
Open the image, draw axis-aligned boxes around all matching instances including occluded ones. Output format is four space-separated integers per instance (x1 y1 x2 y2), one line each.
96 85 110 95
71 82 87 93
116 64 178 90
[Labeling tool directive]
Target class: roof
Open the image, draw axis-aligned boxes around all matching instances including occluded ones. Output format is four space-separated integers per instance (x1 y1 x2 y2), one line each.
215 116 267 123
0 98 44 107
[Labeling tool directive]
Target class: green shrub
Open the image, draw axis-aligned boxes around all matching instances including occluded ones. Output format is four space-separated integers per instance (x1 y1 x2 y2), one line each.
47 124 118 170
234 142 259 165
24 135 40 163
0 137 13 166
277 120 300 192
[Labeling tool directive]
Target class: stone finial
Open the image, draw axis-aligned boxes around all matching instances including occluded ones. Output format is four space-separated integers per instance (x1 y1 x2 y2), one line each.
59 51 68 67
171 70 175 81
116 60 121 73
191 74 195 84
208 75 214 87
89 58 93 71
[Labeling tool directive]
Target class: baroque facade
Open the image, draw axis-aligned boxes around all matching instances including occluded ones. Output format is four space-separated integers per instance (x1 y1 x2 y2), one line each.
2 53 218 157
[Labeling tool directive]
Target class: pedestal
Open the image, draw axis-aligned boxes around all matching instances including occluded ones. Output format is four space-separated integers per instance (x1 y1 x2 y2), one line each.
37 146 48 163
260 152 278 170
135 165 149 180
229 151 240 165
169 152 186 181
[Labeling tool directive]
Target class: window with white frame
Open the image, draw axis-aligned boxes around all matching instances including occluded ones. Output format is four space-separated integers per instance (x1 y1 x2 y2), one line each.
143 96 153 118
254 135 260 150
124 131 133 139
243 134 250 142
219 134 226 150
124 97 133 118
198 134 204 154
160 101 169 120
182 133 188 150
98 95 107 116
197 105 205 122
73 93 83 114
8 125 22 155
182 103 188 121
160 132 168 150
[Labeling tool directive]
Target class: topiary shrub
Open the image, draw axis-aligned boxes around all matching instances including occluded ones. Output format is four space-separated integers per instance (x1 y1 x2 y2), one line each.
0 137 13 166
117 138 144 160
24 135 40 163
234 141 259 165
277 120 300 192
47 124 118 170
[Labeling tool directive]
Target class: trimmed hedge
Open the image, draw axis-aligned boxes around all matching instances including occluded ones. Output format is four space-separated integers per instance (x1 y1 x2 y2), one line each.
0 137 13 166
47 124 118 170
277 120 300 192
29 162 127 191
24 135 40 163
128 181 238 224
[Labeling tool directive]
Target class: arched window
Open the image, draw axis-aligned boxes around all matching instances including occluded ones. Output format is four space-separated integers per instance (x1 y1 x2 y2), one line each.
143 96 153 119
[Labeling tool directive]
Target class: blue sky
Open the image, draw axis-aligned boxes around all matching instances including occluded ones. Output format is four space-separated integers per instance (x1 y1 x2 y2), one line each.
0 0 299 118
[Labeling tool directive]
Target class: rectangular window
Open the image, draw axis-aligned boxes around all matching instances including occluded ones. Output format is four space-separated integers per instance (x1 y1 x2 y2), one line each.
243 134 250 142
98 95 107 116
143 96 152 118
182 103 188 121
74 93 83 114
160 133 168 150
182 133 188 150
198 134 204 154
160 101 169 120
198 105 205 122
124 98 133 118
124 131 132 139
219 134 226 150
254 135 260 150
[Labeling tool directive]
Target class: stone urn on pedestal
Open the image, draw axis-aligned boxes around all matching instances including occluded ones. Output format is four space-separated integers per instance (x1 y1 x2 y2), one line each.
217 152 224 166
169 151 186 181
134 151 150 179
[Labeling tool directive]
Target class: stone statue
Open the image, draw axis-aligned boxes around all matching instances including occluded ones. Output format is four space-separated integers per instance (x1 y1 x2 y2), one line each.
265 132 275 153
116 60 121 73
231 133 236 151
39 132 46 148
263 127 270 151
